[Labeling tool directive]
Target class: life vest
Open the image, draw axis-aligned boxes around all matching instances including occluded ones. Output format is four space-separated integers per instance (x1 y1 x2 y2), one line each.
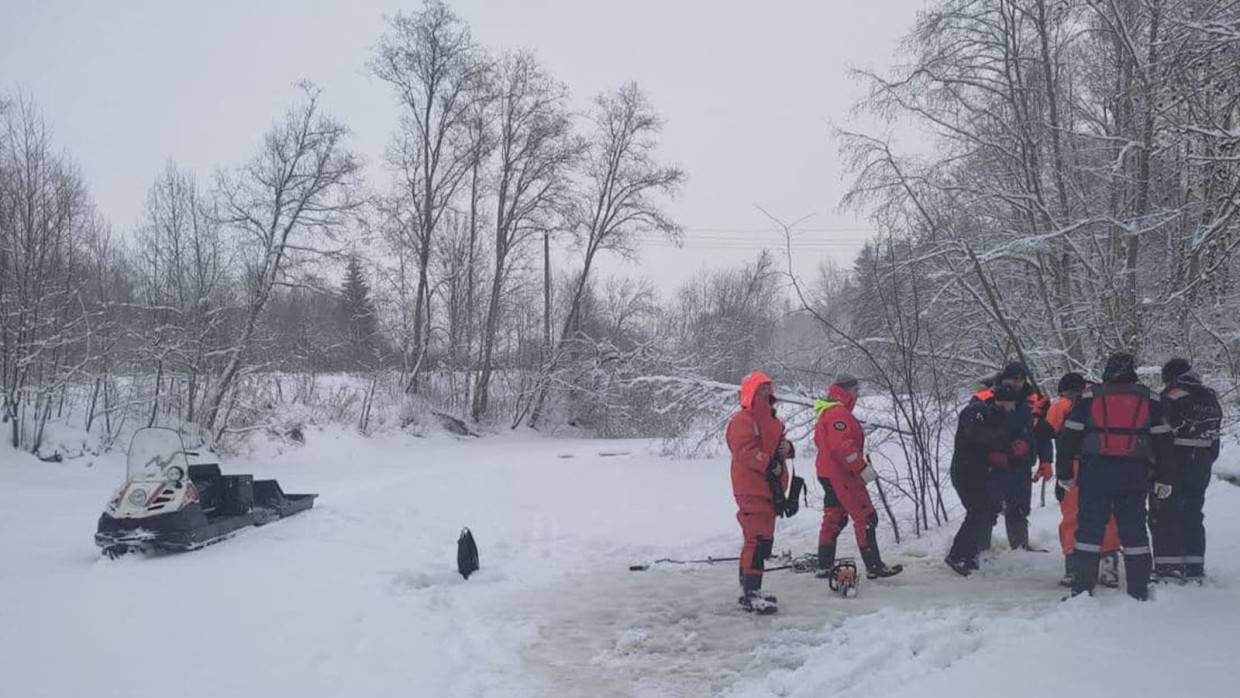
1077 384 1160 458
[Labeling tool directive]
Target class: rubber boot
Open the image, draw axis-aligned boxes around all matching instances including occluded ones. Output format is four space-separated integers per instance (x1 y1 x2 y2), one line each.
738 574 777 614
1124 553 1151 601
859 516 903 579
1071 550 1100 597
815 543 837 579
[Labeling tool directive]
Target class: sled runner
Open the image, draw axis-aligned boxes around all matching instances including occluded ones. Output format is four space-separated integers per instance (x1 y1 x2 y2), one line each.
95 427 317 557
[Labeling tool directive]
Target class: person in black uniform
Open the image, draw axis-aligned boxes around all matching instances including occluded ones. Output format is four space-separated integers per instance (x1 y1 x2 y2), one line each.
1151 358 1224 583
946 382 1030 576
1056 353 1175 600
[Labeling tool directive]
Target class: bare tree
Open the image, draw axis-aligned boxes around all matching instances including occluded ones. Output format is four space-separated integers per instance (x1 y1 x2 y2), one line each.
0 95 95 450
471 51 579 422
526 82 684 427
371 0 489 392
133 162 233 426
201 85 360 439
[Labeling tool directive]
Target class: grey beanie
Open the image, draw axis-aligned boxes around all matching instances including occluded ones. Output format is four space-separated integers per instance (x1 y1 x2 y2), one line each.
834 372 859 389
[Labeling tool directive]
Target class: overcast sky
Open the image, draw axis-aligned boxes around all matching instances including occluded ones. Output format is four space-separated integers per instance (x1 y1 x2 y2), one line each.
1 0 925 292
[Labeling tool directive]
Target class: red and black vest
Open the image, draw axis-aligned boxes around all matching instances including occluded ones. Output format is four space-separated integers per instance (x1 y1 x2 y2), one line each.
1072 384 1161 458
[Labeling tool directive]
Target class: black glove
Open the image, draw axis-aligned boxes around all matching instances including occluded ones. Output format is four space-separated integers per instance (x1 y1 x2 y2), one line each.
783 475 805 517
781 439 796 460
1054 481 1066 503
767 457 788 516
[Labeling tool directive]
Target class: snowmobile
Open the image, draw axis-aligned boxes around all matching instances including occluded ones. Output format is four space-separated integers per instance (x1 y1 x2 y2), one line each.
95 427 317 558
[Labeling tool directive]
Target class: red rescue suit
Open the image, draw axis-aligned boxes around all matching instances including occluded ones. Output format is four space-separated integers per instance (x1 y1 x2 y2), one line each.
726 372 787 579
814 384 876 551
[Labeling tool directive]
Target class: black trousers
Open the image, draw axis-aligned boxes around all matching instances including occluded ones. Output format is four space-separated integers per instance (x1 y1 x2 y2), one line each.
1150 447 1216 576
949 464 991 562
1074 457 1151 599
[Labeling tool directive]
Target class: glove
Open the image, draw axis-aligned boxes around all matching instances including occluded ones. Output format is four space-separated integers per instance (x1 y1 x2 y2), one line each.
1010 440 1031 459
778 439 795 459
987 451 1009 468
1033 461 1053 483
1153 482 1173 500
1057 478 1074 492
859 465 878 483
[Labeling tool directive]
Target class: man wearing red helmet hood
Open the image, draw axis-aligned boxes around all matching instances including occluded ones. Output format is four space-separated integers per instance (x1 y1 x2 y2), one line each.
726 371 793 614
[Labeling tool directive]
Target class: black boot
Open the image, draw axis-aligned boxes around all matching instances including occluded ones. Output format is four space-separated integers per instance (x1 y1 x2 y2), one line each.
1185 561 1205 582
1059 553 1075 588
1152 563 1185 585
814 543 837 579
1125 552 1151 601
860 542 903 579
945 555 973 577
1006 519 1029 551
859 515 904 579
738 574 777 614
1071 550 1100 597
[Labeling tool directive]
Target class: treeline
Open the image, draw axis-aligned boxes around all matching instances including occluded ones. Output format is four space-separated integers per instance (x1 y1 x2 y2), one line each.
1 2 819 452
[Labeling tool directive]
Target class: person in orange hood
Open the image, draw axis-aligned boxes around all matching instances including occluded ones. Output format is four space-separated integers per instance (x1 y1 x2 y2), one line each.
813 374 903 581
726 371 792 614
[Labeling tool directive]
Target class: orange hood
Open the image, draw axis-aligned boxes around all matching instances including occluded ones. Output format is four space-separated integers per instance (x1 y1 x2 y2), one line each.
739 371 774 409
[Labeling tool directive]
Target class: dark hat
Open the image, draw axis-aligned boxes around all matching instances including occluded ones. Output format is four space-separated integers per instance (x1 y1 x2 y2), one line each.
993 383 1022 402
834 372 859 389
1057 372 1087 394
1102 353 1138 383
999 361 1028 381
1161 358 1191 385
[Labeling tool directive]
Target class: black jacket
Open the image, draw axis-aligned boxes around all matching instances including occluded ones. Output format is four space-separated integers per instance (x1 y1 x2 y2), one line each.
1162 372 1223 461
952 399 1031 476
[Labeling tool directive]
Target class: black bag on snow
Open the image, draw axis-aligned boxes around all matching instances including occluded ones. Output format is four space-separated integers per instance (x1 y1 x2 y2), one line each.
457 527 479 580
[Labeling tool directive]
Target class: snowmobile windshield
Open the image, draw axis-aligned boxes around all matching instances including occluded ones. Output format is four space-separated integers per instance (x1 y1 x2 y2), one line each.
126 428 190 482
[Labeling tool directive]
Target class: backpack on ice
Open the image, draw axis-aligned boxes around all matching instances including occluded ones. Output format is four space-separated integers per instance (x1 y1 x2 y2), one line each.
457 528 479 580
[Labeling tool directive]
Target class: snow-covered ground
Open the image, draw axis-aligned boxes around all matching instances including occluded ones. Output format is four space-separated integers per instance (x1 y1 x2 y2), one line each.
2 426 1238 697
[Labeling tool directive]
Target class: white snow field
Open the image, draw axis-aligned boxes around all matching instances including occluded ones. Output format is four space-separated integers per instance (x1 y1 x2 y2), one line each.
2 427 1238 698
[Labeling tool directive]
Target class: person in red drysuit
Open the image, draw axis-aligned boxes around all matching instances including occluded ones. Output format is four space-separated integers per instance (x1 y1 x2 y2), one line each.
813 373 903 581
726 371 793 613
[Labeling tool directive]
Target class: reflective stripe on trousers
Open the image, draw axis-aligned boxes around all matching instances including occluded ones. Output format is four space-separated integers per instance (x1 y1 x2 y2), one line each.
1173 438 1215 448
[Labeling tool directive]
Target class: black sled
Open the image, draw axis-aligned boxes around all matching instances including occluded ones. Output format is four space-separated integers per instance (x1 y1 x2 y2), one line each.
95 427 317 557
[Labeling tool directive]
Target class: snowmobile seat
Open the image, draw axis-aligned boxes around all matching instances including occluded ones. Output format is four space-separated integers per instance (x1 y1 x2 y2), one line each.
188 464 222 482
